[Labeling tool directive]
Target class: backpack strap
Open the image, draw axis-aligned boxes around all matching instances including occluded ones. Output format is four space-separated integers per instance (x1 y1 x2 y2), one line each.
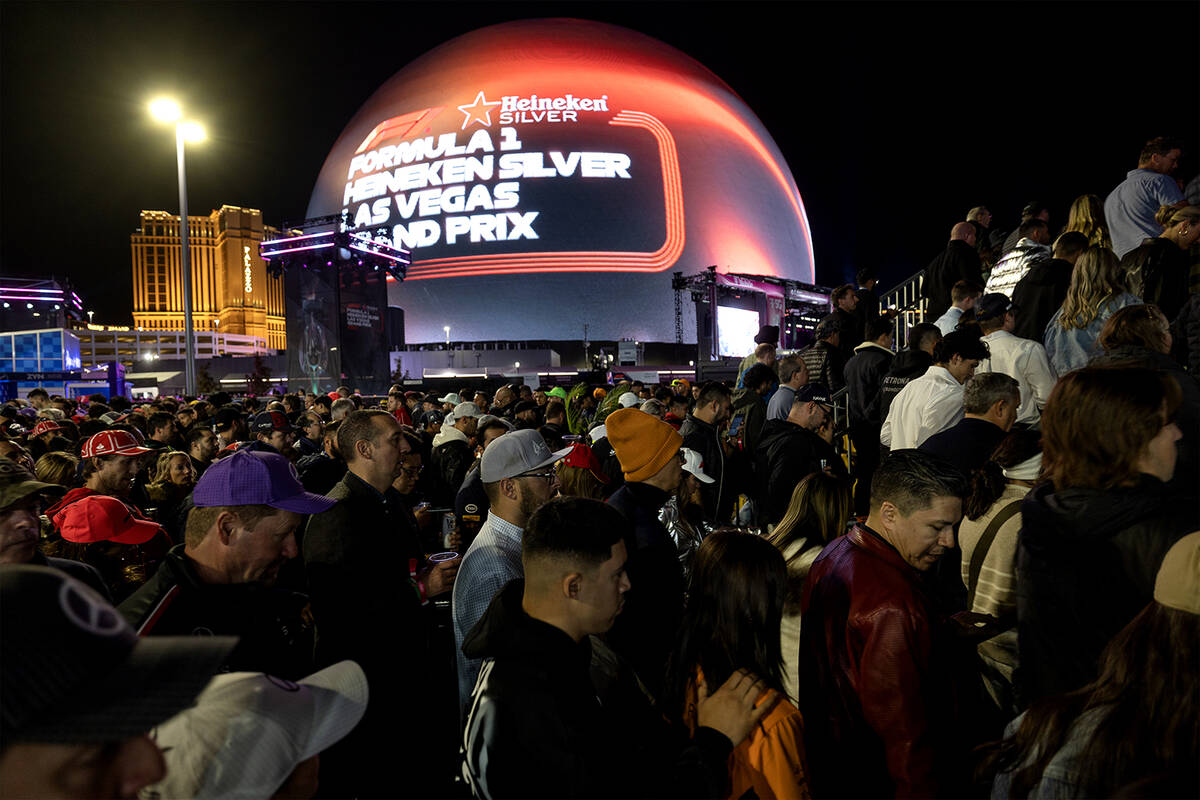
966 498 1022 611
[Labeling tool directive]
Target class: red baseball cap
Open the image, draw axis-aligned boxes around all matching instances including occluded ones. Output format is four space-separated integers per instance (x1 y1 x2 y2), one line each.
560 442 610 484
30 420 63 438
81 430 153 459
58 495 163 545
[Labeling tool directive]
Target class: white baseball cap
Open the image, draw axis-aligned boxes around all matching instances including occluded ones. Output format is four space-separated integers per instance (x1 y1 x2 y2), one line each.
680 447 715 483
143 661 368 800
618 392 640 408
437 393 460 404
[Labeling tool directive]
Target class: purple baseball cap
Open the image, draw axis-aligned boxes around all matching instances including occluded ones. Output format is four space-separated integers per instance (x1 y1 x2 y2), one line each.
193 450 336 514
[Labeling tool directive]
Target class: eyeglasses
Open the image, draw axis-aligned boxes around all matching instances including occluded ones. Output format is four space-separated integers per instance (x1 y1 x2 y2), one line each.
514 470 557 482
401 465 423 477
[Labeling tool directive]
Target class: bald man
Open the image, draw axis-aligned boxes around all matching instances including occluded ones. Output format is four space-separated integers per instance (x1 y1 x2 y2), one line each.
921 222 984 322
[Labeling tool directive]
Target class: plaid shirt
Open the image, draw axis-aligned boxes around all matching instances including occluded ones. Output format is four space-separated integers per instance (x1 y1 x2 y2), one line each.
453 512 524 711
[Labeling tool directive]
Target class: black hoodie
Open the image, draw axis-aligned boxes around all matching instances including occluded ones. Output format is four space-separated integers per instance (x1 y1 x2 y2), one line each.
461 580 733 799
1011 257 1073 341
1015 476 1197 707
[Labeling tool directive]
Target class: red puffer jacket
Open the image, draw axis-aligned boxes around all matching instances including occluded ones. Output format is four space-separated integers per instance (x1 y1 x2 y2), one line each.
797 526 968 798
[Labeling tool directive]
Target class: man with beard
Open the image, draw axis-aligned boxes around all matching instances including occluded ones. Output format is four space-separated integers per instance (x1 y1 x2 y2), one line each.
118 449 334 679
679 381 734 524
44 430 168 601
453 428 569 711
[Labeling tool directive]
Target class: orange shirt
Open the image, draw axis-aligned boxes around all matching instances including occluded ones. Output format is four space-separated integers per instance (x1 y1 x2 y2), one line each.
685 672 811 800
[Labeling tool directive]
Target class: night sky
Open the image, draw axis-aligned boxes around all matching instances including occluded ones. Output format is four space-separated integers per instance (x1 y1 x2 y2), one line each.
3 1 1197 329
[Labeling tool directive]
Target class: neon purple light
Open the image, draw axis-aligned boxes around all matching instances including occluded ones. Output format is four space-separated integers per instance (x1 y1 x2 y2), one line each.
261 242 335 256
265 231 336 245
0 287 63 295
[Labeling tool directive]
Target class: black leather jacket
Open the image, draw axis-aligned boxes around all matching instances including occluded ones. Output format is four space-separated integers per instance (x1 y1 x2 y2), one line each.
118 544 313 679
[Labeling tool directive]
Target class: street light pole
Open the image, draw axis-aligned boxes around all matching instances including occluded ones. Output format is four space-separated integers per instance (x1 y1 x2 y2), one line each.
150 98 203 397
176 125 196 398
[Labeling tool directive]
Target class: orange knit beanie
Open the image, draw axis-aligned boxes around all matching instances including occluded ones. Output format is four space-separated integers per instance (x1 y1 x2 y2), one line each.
606 408 683 483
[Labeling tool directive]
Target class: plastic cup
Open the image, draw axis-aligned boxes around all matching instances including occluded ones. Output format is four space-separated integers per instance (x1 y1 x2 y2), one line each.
428 551 459 564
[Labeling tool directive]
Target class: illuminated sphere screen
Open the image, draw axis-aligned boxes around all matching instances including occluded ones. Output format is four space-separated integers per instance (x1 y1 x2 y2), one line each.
307 18 815 343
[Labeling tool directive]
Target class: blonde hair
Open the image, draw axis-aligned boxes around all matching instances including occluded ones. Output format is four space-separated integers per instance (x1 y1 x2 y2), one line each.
767 472 850 562
1056 247 1128 331
1065 194 1112 250
149 450 192 488
34 451 79 488
1155 204 1200 230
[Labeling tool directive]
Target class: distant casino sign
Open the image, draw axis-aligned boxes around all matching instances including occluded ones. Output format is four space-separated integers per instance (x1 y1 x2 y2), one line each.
307 19 815 342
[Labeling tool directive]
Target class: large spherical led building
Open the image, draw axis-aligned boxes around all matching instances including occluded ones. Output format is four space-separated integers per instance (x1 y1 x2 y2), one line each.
307 18 814 343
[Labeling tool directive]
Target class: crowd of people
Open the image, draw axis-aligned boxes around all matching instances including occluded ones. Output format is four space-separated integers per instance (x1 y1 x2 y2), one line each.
1 135 1199 799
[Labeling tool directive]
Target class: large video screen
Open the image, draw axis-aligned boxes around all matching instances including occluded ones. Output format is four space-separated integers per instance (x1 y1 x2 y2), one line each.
306 19 816 343
716 305 761 358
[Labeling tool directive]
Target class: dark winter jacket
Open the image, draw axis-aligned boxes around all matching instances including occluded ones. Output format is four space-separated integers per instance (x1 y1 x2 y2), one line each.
118 544 313 679
1011 258 1073 341
879 349 935 424
679 414 731 523
917 417 1007 475
296 451 347 496
832 307 862 359
605 482 685 697
754 419 848 525
431 437 473 507
302 470 434 797
730 386 769 454
1176 293 1200 376
1120 237 1190 322
843 342 894 426
799 340 845 393
1016 476 1197 707
461 580 734 799
923 240 984 322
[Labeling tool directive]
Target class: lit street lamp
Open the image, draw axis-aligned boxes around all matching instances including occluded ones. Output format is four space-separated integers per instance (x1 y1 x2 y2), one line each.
150 97 205 396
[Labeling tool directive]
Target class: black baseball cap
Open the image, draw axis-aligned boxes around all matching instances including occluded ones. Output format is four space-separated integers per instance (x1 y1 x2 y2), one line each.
796 383 833 408
0 565 235 744
212 407 244 432
251 410 298 434
976 293 1015 321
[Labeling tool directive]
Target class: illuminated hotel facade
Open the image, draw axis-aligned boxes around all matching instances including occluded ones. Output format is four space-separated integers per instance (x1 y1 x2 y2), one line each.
131 205 287 349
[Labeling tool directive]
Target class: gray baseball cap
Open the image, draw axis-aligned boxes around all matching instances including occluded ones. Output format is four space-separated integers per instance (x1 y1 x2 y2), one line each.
451 402 482 421
481 429 573 483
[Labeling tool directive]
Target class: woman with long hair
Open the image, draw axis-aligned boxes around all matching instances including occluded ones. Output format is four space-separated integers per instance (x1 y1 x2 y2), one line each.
765 472 850 703
1043 246 1140 374
986 532 1200 798
1090 304 1200 489
1063 193 1111 249
145 450 195 543
1120 204 1200 321
1016 365 1194 707
960 429 1042 621
665 530 810 800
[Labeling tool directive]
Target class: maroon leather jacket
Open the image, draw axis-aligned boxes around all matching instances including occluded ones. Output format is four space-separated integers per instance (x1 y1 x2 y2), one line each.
798 525 964 798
